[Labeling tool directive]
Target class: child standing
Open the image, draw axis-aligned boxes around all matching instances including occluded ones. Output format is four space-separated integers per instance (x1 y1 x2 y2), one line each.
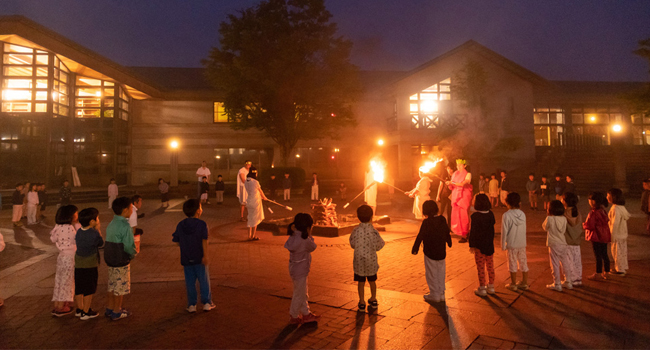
26 184 40 225
565 175 576 194
469 194 496 296
60 180 72 206
283 173 292 201
104 197 138 320
501 193 529 291
200 176 210 204
607 188 630 276
108 178 118 209
562 192 584 286
38 184 48 219
349 205 385 310
339 182 347 201
50 205 79 316
479 174 489 195
540 175 551 211
488 174 499 208
284 213 320 324
311 173 319 201
543 200 573 291
583 192 611 280
412 200 452 303
215 175 225 204
158 178 170 208
172 199 216 313
74 208 104 320
526 173 539 210
12 183 25 227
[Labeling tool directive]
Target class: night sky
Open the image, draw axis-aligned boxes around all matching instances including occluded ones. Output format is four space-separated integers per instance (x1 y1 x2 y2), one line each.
1 0 649 81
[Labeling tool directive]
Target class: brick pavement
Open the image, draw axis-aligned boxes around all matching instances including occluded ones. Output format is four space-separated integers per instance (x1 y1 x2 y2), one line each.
1 194 650 349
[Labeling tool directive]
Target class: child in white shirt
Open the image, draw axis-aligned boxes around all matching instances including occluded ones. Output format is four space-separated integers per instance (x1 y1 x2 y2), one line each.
26 184 40 225
607 188 630 275
108 178 118 209
543 200 573 291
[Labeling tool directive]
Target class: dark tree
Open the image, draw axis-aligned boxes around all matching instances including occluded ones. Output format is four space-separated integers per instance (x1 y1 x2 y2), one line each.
627 38 650 115
204 0 360 165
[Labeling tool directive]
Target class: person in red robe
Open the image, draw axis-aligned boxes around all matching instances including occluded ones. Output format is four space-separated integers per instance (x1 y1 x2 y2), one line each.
447 159 473 243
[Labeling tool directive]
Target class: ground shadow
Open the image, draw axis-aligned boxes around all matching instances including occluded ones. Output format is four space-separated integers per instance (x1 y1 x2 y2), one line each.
270 322 319 349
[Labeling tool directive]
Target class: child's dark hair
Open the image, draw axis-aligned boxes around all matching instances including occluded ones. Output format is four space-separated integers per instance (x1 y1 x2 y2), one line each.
110 178 115 182
548 200 565 216
247 166 258 179
112 196 132 215
183 199 201 217
131 194 142 204
505 192 521 208
479 173 485 177
158 178 163 182
202 176 207 180
607 188 625 206
474 194 491 211
218 174 222 178
490 173 496 177
55 205 78 225
542 174 548 179
356 205 374 223
562 192 579 217
15 183 23 188
422 200 439 217
588 192 608 209
529 172 535 176
287 213 314 239
555 173 562 178
78 208 99 227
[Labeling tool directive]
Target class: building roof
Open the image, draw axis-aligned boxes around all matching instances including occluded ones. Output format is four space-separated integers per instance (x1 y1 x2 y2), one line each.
552 81 647 96
128 67 213 91
0 15 161 99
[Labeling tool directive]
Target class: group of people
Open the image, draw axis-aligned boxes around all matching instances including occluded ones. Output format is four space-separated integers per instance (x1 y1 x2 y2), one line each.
10 182 49 227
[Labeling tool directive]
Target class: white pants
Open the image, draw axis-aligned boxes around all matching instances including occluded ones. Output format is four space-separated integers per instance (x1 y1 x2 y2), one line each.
284 189 291 200
611 239 628 273
566 245 582 282
108 195 116 209
549 245 573 285
507 247 529 272
500 190 509 206
424 256 446 299
12 205 23 222
26 204 38 225
311 185 319 200
290 276 310 318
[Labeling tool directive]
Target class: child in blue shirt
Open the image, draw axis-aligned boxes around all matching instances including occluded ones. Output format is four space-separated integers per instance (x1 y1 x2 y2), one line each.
172 199 215 313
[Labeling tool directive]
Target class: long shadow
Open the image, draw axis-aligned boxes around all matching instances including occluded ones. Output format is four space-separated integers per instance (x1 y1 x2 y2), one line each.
12 227 33 248
347 311 367 350
142 206 167 221
270 322 319 349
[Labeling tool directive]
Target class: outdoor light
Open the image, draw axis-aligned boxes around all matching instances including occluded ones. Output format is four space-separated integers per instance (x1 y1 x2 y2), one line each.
170 140 179 149
102 153 107 157
331 155 335 159
421 101 438 113
589 115 596 122
612 124 622 132
377 139 384 146
216 155 221 159
334 148 340 152
295 154 300 158
95 91 102 97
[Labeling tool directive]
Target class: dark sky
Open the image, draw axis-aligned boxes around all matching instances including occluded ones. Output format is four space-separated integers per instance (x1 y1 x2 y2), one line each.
1 0 649 81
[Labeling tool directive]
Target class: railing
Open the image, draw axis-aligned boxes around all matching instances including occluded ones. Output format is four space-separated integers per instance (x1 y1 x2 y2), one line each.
410 113 466 130
539 134 609 149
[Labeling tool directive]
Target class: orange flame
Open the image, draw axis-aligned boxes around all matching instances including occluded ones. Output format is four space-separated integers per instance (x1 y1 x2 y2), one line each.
370 159 385 183
419 158 444 173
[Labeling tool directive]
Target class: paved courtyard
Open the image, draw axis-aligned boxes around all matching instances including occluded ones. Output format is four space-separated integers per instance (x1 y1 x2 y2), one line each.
1 193 650 349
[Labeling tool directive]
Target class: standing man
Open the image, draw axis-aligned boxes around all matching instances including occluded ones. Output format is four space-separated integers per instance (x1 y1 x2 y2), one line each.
499 171 510 207
195 161 211 199
237 160 252 222
364 167 377 214
436 164 454 221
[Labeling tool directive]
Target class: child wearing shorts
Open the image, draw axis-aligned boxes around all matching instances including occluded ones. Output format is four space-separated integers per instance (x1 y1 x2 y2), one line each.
74 208 104 319
501 192 529 291
349 205 385 310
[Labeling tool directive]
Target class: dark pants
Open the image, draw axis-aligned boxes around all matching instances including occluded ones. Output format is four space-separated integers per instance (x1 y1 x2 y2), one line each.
592 242 610 273
184 264 212 307
439 197 452 222
197 182 203 199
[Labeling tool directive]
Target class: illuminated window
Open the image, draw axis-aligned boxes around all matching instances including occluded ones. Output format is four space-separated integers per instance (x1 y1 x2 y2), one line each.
214 102 229 123
570 106 620 145
533 107 564 146
631 113 650 145
409 78 451 129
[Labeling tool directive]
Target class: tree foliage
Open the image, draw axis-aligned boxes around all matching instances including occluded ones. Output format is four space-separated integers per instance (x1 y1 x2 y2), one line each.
204 0 361 164
627 38 650 116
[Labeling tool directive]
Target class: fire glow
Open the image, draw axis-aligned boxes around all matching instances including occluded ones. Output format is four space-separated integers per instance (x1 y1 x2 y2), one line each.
419 157 444 173
370 160 385 183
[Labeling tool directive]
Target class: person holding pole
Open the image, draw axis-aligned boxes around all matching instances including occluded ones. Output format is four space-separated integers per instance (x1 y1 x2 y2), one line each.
447 159 472 243
364 167 377 214
237 161 252 221
245 166 268 241
408 170 433 219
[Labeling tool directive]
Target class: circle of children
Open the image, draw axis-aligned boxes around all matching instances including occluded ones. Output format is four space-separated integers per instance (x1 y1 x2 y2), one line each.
1 172 645 326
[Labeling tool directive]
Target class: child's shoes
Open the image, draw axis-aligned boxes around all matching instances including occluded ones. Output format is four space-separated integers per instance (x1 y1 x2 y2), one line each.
301 313 321 323
516 281 529 290
289 316 302 325
474 286 487 297
486 284 495 295
546 283 562 292
561 280 573 290
186 305 197 313
203 302 216 311
505 283 518 291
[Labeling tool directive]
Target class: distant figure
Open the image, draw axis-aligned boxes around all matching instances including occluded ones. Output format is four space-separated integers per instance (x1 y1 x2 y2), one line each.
412 200 452 303
543 200 573 292
311 173 319 201
607 188 630 276
12 183 24 227
195 161 211 199
268 175 278 200
284 213 320 324
525 173 539 211
469 194 496 297
553 173 565 200
200 177 210 204
245 167 268 241
349 205 385 310
540 175 551 211
407 170 432 219
60 180 72 206
488 173 499 208
108 178 118 209
283 173 292 201
583 192 611 281
172 199 216 313
215 175 225 204
447 159 472 242
38 184 48 219
565 175 576 194
237 161 252 221
364 167 377 214
338 182 347 201
26 184 40 225
158 178 170 208
501 192 528 291
478 173 489 194
499 171 510 207
642 179 650 234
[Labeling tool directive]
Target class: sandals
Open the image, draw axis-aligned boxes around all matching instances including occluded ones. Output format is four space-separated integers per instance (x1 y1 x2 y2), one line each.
358 301 366 310
368 299 378 308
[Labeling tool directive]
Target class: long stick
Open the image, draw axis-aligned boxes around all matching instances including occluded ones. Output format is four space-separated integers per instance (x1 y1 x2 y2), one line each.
384 182 407 193
264 199 293 211
343 182 376 209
